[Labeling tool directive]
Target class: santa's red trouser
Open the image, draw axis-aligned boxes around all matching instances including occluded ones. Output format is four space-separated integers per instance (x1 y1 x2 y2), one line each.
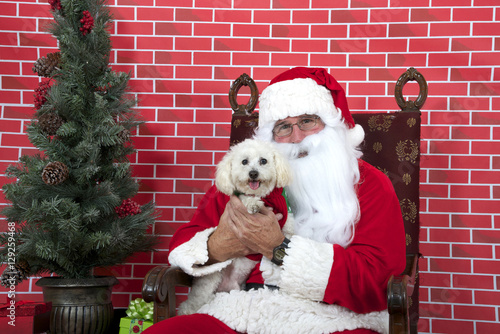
142 313 377 334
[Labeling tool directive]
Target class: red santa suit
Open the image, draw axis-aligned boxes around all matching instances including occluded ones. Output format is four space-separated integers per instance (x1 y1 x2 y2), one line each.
166 160 406 334
150 67 406 334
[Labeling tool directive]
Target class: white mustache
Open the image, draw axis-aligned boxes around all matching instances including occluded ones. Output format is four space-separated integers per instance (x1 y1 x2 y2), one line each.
273 131 323 160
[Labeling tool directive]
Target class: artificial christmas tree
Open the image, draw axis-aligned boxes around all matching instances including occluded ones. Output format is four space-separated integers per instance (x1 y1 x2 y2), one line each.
0 0 157 332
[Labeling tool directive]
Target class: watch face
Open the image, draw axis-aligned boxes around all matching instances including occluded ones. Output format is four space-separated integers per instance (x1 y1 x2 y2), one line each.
275 248 287 260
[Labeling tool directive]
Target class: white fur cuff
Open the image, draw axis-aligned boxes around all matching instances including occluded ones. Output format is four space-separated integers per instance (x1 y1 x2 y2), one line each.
279 235 334 301
168 227 232 277
260 257 283 286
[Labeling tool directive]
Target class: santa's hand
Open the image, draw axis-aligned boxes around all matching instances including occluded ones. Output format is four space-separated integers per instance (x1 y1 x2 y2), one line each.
266 205 284 221
226 196 285 259
274 212 284 221
206 202 254 264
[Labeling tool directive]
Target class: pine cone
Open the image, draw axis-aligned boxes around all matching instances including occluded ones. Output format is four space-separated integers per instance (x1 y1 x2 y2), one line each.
117 128 130 143
38 112 64 136
42 161 69 185
32 52 61 77
1 261 31 287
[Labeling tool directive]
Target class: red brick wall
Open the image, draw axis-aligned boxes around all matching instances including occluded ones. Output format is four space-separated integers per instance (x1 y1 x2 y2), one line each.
1 0 499 332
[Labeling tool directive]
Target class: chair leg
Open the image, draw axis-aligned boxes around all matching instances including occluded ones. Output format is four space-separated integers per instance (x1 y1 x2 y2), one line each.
388 275 410 334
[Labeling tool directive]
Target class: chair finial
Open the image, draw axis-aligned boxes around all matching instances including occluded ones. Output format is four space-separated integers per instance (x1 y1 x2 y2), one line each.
229 73 259 115
395 67 428 113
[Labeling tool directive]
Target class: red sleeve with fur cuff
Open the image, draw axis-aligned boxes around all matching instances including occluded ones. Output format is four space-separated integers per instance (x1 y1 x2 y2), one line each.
323 161 406 314
168 185 288 264
168 185 228 260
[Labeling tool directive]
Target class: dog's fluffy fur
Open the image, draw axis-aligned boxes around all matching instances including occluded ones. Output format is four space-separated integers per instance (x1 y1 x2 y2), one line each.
178 139 293 315
216 138 293 212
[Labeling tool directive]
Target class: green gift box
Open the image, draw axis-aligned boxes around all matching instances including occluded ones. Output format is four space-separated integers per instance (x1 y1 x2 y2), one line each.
119 298 154 333
119 317 153 334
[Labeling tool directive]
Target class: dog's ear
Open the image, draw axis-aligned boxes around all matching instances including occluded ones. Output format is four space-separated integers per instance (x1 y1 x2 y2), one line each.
273 149 293 188
215 150 235 196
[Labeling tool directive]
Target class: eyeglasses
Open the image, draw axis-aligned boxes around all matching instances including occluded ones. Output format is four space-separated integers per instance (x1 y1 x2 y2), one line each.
272 115 322 138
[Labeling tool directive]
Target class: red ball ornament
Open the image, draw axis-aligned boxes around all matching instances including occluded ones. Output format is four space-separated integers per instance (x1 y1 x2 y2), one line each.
80 10 94 36
115 199 142 218
34 80 51 110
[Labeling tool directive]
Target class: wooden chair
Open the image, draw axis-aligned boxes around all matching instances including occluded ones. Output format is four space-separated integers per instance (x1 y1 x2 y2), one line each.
142 68 425 334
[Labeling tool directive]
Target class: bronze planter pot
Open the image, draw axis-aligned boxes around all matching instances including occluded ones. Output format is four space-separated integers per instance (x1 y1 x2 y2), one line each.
36 276 118 334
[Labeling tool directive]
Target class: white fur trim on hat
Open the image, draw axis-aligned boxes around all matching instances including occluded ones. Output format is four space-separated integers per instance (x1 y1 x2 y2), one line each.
259 78 339 128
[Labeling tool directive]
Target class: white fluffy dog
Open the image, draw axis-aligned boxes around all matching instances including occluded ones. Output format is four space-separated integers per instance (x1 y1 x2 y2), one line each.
216 138 293 213
178 139 293 315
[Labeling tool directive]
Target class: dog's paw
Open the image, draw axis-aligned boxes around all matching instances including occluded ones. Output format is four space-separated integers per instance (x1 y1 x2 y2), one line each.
242 196 264 214
247 203 260 214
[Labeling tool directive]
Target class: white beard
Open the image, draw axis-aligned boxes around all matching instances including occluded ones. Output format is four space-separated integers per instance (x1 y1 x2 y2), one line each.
273 126 362 247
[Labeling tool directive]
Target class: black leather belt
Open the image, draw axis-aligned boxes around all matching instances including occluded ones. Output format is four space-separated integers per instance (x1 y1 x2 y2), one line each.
244 283 279 291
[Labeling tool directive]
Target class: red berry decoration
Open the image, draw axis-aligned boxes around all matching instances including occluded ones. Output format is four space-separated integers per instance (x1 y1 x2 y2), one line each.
34 80 51 110
48 0 61 11
79 10 94 36
115 199 142 218
95 82 112 94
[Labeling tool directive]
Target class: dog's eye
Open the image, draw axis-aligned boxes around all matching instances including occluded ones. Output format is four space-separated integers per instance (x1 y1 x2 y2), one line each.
242 159 248 165
260 158 267 165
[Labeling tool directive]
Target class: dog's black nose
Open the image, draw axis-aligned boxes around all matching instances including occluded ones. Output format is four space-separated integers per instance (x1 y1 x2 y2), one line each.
249 170 259 180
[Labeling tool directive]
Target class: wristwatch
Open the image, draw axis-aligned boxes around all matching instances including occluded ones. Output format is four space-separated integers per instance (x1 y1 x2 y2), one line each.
271 237 290 266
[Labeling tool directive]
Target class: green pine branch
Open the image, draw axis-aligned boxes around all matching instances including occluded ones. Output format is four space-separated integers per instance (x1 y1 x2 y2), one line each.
1 0 158 280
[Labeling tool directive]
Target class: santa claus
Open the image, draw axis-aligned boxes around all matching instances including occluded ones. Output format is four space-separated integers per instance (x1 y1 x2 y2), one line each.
144 67 406 334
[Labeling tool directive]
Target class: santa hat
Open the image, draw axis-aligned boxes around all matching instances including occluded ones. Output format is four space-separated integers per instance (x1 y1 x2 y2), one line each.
258 67 364 146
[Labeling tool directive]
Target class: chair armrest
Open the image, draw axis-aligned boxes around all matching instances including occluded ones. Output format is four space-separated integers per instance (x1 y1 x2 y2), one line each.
142 266 193 323
387 254 419 334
